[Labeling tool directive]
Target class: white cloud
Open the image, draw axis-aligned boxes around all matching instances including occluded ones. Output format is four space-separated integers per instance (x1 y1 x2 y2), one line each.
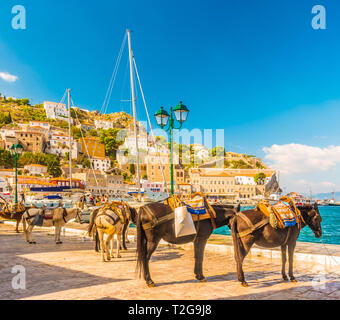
263 144 340 174
0 72 18 82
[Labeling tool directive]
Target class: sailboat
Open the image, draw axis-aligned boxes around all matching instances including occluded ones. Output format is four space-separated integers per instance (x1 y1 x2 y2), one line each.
101 29 169 202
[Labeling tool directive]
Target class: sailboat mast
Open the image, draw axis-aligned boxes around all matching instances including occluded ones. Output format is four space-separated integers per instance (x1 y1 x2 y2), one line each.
127 29 141 200
67 89 72 190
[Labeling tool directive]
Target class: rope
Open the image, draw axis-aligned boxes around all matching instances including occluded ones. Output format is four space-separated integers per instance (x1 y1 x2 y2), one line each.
100 33 127 115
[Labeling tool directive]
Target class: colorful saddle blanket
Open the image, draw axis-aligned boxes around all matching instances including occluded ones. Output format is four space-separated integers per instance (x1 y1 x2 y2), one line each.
256 197 303 229
183 196 216 222
272 201 296 227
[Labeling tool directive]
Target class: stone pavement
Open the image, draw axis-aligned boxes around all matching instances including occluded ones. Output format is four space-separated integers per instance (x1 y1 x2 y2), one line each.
0 223 339 300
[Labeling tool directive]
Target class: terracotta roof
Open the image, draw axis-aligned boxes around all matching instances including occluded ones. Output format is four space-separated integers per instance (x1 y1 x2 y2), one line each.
200 172 233 177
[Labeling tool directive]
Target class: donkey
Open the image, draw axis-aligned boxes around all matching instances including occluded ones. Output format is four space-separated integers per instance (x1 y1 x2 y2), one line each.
136 202 237 287
22 206 83 244
90 204 136 253
0 198 26 233
0 209 26 233
231 203 322 287
88 204 137 262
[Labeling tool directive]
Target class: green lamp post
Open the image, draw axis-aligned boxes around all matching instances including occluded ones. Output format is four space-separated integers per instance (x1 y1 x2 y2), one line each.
154 101 189 194
10 142 24 205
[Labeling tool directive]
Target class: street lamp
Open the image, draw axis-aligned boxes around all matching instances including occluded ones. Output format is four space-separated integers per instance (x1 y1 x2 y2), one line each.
10 143 24 205
154 101 189 194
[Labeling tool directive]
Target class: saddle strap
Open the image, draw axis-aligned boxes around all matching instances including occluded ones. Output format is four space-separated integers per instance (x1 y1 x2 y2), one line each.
236 212 269 238
142 205 175 230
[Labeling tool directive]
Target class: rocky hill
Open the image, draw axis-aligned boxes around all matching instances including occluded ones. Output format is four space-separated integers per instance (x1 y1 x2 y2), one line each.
0 96 134 129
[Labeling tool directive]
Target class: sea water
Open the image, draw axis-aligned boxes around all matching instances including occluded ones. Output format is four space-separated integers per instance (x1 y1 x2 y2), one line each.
213 206 340 245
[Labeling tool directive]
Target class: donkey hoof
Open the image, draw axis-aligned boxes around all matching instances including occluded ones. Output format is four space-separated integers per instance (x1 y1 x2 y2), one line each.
195 275 206 282
290 278 297 283
241 282 249 287
147 281 156 288
282 275 289 281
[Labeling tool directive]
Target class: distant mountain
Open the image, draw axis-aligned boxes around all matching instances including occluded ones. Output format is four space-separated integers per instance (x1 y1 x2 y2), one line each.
310 192 340 201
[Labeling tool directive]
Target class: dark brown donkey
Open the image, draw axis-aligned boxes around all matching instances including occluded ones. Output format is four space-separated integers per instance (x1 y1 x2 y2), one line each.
0 210 26 233
0 198 27 233
231 203 322 287
136 202 237 287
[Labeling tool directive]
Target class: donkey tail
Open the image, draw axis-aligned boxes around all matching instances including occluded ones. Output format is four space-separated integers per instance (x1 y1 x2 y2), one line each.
88 209 99 236
136 208 147 279
231 215 244 263
21 213 28 242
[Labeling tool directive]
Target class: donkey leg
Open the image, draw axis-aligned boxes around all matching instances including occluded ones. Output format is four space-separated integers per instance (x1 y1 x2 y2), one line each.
194 235 209 282
236 237 254 287
98 231 106 262
105 234 113 261
27 225 36 244
144 240 160 287
15 219 20 233
55 225 62 244
288 241 297 282
116 232 122 258
281 245 288 281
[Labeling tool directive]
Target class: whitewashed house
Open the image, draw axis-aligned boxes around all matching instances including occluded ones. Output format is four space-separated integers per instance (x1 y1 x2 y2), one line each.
90 157 111 173
94 120 114 130
44 101 69 120
48 133 80 159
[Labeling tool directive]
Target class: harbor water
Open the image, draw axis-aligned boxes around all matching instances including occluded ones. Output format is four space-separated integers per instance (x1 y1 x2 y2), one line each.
213 206 340 245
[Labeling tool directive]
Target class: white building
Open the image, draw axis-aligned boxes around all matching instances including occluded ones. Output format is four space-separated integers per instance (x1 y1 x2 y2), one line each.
94 120 114 130
44 101 69 120
0 128 16 140
107 174 125 196
29 121 51 131
234 174 271 185
90 157 111 173
48 133 80 159
24 164 48 175
123 132 148 155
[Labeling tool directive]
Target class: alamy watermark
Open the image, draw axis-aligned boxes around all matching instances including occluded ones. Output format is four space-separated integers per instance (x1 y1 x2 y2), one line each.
11 5 26 30
311 5 326 30
11 265 26 290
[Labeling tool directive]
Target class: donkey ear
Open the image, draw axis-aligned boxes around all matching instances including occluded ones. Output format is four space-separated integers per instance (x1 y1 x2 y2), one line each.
236 204 241 212
314 202 318 209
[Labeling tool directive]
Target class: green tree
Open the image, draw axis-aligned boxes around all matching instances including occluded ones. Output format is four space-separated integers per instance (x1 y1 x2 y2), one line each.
82 157 91 168
89 129 99 137
254 172 266 185
129 164 136 176
99 128 124 160
0 149 14 168
71 126 83 139
212 146 226 157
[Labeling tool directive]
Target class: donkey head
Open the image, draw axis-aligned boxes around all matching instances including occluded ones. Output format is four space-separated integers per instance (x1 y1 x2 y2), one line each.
301 203 322 238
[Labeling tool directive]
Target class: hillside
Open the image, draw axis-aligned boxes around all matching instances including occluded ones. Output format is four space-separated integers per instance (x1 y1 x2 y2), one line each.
0 96 134 129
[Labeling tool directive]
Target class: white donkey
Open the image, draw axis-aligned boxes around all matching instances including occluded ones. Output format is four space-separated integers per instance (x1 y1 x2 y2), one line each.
22 206 83 244
88 204 126 262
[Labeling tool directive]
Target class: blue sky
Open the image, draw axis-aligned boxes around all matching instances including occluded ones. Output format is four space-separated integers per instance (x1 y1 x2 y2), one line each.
0 0 339 194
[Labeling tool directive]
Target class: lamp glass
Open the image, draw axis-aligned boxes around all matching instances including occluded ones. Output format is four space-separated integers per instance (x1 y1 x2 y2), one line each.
173 102 189 123
154 107 169 128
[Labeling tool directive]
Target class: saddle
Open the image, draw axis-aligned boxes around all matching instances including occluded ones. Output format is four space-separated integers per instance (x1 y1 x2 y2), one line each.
256 197 304 229
99 202 127 224
165 193 217 229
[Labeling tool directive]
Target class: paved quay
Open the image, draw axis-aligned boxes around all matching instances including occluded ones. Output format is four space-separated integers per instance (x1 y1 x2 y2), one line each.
0 222 339 300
